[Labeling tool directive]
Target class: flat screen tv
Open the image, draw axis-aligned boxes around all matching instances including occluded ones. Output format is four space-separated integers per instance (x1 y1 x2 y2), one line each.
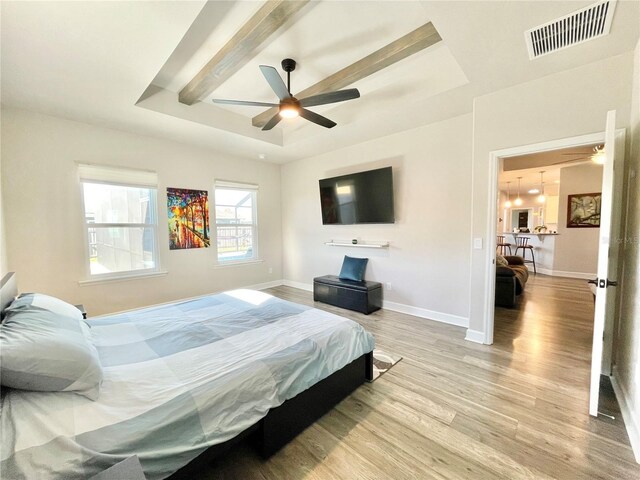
319 167 395 225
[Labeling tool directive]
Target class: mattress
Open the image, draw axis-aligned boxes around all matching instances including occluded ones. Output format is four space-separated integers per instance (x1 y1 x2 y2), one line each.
1 289 375 479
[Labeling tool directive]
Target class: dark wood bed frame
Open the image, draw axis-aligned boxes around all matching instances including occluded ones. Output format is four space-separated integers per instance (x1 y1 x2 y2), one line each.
0 272 374 478
169 351 372 479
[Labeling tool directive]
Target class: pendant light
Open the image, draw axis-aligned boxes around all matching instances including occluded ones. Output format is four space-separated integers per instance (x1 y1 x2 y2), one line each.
504 182 512 208
537 171 546 203
514 177 523 206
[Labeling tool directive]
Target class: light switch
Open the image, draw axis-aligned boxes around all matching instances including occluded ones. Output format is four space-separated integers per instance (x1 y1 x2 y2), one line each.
473 238 483 250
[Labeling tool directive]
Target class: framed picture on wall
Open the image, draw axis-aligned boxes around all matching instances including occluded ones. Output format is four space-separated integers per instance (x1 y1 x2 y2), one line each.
167 188 211 249
567 192 601 228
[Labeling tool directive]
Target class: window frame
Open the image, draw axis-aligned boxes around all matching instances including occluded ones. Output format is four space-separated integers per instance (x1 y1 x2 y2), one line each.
80 179 161 281
213 182 259 266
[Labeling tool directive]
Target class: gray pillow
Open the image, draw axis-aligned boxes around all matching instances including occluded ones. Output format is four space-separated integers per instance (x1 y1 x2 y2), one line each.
0 309 103 400
5 293 83 321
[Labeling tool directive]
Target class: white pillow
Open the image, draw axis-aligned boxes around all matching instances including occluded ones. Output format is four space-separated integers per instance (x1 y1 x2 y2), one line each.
5 293 83 321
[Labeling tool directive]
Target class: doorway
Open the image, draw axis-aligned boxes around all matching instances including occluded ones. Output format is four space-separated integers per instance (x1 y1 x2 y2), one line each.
484 123 626 419
509 208 534 232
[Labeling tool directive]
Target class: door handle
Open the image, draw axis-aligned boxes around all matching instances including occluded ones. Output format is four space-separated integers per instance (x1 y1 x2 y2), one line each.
587 278 618 288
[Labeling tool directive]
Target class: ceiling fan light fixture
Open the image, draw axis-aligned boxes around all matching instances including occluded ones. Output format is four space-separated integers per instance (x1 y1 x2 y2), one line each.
279 104 299 119
592 145 606 165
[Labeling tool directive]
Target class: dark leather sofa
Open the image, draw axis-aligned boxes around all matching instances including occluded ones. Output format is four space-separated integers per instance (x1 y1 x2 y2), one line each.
495 256 529 308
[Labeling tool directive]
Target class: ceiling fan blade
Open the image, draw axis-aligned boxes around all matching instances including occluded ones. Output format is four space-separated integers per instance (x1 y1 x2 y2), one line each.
551 157 589 165
262 112 283 131
260 65 290 101
299 108 336 129
213 99 279 107
299 88 360 108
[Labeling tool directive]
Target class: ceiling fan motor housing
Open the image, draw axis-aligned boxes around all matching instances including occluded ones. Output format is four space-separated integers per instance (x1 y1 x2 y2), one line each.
281 58 296 72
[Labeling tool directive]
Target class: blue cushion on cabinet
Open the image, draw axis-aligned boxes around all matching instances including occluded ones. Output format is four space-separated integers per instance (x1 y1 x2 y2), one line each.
338 256 368 282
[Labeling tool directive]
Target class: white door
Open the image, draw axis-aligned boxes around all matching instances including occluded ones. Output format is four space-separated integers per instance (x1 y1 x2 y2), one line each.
589 110 619 417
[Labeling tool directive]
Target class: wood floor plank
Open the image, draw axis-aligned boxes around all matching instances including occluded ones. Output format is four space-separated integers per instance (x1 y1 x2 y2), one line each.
195 275 639 479
316 408 447 480
350 387 551 480
334 395 497 480
450 413 600 480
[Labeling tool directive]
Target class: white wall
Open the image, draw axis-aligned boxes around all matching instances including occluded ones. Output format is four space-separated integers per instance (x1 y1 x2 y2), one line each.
1 107 283 315
613 35 640 462
0 149 7 277
553 163 603 275
469 52 634 340
281 113 473 326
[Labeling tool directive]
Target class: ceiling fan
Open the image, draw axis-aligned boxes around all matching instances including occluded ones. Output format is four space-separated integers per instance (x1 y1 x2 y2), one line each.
212 58 360 131
554 145 606 165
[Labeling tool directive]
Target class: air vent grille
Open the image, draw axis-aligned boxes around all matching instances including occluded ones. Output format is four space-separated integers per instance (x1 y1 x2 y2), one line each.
525 0 617 59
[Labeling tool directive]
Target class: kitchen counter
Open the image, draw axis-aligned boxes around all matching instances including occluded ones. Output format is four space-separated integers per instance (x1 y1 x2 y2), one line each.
500 232 558 273
503 232 558 236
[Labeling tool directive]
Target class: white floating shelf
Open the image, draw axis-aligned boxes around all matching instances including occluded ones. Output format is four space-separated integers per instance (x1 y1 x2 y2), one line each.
325 241 389 249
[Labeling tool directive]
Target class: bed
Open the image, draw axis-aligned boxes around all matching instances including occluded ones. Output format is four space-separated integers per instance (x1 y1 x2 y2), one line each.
0 273 374 480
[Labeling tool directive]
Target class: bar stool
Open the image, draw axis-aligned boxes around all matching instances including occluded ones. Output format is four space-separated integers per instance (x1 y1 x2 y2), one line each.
515 236 536 274
496 235 512 255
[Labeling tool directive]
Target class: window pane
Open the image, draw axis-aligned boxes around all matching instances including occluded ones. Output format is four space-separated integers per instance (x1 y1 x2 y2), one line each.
215 187 256 262
215 206 236 222
216 226 254 262
236 207 253 224
87 226 156 274
215 189 251 206
83 182 155 224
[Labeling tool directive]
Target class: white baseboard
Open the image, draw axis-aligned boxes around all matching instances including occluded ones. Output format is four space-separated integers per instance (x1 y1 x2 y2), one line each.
282 279 313 292
552 270 595 280
527 266 595 280
245 279 285 291
465 329 486 344
281 279 468 328
382 300 468 328
533 267 554 276
611 367 640 463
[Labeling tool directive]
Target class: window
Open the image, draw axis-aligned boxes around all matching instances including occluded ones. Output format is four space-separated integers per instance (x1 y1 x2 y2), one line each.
214 181 258 263
79 164 159 278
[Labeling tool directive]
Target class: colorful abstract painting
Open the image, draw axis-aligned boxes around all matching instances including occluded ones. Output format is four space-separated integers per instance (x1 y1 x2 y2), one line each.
167 188 210 249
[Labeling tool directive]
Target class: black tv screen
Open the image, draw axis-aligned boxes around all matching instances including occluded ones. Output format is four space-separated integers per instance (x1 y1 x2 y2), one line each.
319 167 395 225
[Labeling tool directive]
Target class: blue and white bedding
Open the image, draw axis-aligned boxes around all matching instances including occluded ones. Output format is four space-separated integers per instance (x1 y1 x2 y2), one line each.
1 289 375 479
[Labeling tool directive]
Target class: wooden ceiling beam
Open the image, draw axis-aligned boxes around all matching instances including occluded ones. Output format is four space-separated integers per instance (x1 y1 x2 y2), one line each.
252 21 442 127
179 0 310 106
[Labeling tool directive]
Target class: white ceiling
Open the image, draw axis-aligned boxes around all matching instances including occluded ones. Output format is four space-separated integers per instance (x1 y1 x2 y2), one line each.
1 1 639 164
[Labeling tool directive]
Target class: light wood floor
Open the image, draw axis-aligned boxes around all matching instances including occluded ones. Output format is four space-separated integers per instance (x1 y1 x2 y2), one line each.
202 275 639 479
